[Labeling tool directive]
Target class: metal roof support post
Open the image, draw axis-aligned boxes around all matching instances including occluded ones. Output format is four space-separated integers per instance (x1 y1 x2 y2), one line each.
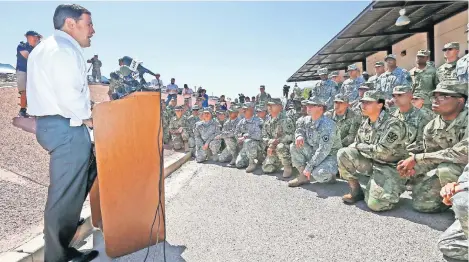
362 58 367 73
387 45 393 55
427 26 435 62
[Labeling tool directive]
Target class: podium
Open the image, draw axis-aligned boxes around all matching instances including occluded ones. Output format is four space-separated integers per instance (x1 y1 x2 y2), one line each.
89 92 165 258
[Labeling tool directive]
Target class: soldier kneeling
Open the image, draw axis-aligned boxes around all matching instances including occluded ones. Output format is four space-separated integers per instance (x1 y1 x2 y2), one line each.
289 96 341 187
235 103 263 172
194 108 222 163
169 106 189 150
215 108 241 166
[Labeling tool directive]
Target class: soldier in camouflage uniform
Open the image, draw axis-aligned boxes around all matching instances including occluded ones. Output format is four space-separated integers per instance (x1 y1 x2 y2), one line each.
293 83 303 99
409 50 438 108
168 106 189 151
411 92 436 119
166 97 177 120
216 110 227 127
87 54 102 83
338 90 408 211
329 71 342 93
456 26 468 84
194 108 222 163
367 61 385 87
261 98 295 177
391 85 433 154
309 68 338 110
340 64 364 104
375 54 411 107
256 104 268 121
234 103 263 172
216 108 241 166
162 99 170 144
437 42 460 82
289 96 342 187
256 85 272 104
286 98 303 126
186 105 201 154
325 94 361 147
350 82 373 115
438 164 468 261
397 81 468 213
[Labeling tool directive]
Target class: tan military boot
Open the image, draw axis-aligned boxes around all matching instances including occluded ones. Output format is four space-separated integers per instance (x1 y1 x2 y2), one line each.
342 179 364 204
245 161 257 173
282 165 293 178
288 166 310 187
184 142 190 152
227 155 237 167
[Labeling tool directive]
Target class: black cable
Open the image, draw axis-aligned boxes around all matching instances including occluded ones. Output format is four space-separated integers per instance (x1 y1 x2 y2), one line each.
143 90 166 262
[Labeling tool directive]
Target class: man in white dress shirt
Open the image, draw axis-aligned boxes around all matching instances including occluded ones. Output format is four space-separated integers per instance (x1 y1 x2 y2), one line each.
27 4 99 262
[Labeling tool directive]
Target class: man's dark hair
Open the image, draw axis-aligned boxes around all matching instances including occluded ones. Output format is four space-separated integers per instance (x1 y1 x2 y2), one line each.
53 4 91 30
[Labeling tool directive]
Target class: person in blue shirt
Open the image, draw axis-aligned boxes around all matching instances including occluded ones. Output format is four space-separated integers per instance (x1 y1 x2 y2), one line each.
16 30 42 117
200 89 209 107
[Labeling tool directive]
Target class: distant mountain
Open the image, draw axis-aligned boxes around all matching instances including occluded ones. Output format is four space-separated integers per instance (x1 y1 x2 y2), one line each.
0 63 16 74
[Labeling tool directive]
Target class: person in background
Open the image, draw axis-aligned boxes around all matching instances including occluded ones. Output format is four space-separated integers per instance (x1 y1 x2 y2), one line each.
219 95 228 110
251 96 256 103
166 77 178 105
238 93 246 103
150 73 163 90
256 85 272 104
362 72 370 81
182 84 193 106
283 84 290 98
437 42 460 82
245 97 251 103
26 4 99 261
16 30 42 117
86 54 102 83
200 89 209 107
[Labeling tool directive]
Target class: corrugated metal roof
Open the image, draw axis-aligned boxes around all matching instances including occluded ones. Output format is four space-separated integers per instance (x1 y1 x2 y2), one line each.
287 0 468 82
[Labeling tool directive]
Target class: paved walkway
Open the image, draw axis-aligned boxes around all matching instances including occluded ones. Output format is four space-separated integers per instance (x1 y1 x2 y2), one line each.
84 161 454 262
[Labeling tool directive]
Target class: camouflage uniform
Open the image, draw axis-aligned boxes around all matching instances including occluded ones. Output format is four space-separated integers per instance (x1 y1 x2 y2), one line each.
367 61 384 87
194 111 222 163
325 95 361 147
338 91 408 211
309 68 338 110
438 164 468 261
293 85 303 99
375 55 411 101
162 102 170 144
168 106 189 150
436 42 460 82
412 92 437 120
350 82 373 115
289 97 341 185
218 110 241 164
88 56 102 82
186 105 201 153
391 86 433 154
411 82 468 213
340 64 364 104
409 50 438 108
256 85 272 104
457 53 468 84
235 109 263 170
286 99 303 128
261 99 295 175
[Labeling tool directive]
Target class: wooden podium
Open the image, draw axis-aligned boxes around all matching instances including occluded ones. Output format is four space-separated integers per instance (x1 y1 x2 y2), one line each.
89 92 165 258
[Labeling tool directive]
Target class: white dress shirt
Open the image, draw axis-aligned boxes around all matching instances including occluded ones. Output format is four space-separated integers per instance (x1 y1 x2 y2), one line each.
150 78 164 89
166 83 179 95
27 30 91 127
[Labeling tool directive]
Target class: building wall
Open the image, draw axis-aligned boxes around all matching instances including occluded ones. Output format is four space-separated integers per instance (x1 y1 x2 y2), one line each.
392 33 428 70
434 10 468 67
366 51 387 75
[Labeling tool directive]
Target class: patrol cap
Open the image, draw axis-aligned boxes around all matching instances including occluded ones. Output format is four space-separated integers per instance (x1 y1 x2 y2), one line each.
267 98 283 105
318 68 328 75
306 96 326 106
417 49 430 57
412 92 428 100
392 85 412 94
333 94 349 103
301 99 309 106
432 80 468 96
362 71 369 76
228 107 239 113
242 102 255 109
191 105 200 110
360 90 384 102
359 81 374 90
174 105 184 110
256 107 267 112
202 107 212 113
347 64 359 71
375 61 385 67
260 85 265 89
216 110 226 114
25 30 42 38
329 71 339 77
385 54 397 61
442 42 460 51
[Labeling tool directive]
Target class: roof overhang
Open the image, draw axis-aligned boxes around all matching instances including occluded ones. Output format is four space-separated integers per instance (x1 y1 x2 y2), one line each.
287 0 468 82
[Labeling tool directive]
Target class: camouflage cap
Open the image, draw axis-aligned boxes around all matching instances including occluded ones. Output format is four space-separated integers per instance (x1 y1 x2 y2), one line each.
359 81 374 90
412 92 428 100
301 99 309 106
242 102 255 109
360 90 384 102
202 107 212 113
256 106 267 112
392 85 412 94
260 85 266 89
174 105 184 110
375 61 384 67
416 49 430 57
306 96 326 106
443 42 460 51
191 105 200 110
318 68 328 75
330 71 339 77
384 54 397 61
228 107 239 113
362 71 369 75
267 98 283 105
344 72 350 77
333 94 349 103
347 64 359 71
216 110 226 114
432 80 467 96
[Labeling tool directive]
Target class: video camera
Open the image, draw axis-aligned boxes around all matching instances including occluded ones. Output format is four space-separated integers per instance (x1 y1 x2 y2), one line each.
109 56 158 100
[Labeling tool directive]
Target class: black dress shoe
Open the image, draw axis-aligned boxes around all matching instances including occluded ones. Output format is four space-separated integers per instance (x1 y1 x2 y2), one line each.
78 217 85 226
71 250 99 262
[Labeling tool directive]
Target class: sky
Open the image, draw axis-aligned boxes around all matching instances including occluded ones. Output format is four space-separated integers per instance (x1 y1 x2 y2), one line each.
0 1 370 99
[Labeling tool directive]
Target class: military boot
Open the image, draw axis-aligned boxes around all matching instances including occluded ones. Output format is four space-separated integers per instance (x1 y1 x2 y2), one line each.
342 179 364 204
245 161 257 173
184 142 190 152
227 154 237 167
288 166 310 187
282 165 293 178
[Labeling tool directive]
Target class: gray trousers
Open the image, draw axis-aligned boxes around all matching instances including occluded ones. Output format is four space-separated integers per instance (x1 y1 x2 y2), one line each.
36 115 95 262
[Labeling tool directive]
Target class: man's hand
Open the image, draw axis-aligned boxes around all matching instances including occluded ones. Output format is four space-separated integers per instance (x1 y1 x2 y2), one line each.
202 144 209 150
295 136 304 148
397 156 417 177
83 119 93 128
303 169 311 180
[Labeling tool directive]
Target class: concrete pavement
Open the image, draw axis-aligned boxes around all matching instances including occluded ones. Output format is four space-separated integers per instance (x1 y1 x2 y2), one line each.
86 161 455 262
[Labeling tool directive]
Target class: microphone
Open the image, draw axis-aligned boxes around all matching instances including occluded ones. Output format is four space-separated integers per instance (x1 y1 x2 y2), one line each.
121 56 157 77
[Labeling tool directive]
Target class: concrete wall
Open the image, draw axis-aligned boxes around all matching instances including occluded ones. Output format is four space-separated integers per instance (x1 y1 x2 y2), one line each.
392 33 428 69
434 10 468 67
366 51 387 75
